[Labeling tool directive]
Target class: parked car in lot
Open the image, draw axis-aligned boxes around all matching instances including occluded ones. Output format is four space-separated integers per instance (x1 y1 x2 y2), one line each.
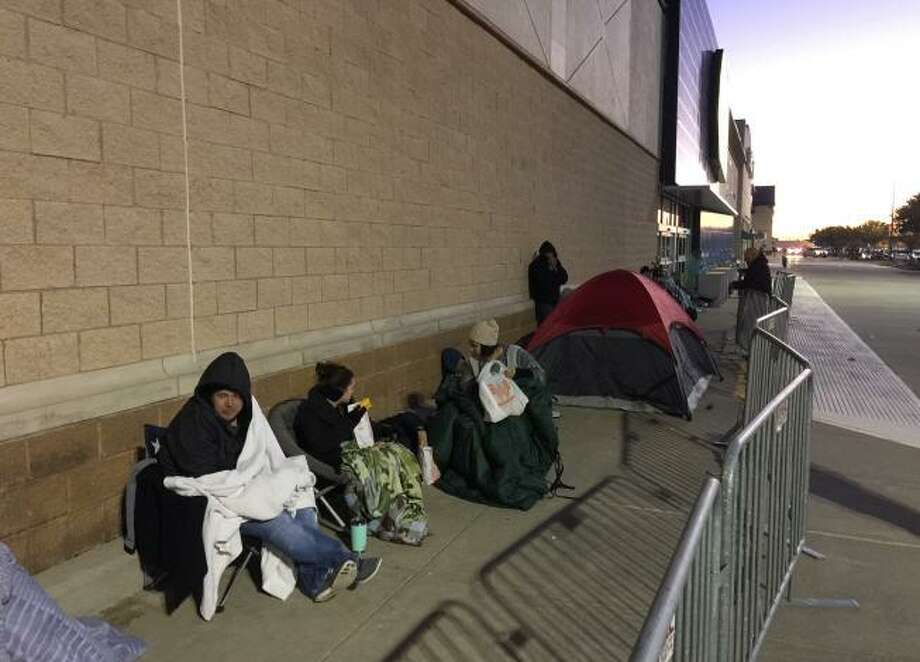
911 249 920 262
893 250 911 261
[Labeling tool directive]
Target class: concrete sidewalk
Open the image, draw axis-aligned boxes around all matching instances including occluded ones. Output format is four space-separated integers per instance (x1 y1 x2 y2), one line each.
36 408 720 662
757 270 920 661
760 421 920 662
36 303 742 661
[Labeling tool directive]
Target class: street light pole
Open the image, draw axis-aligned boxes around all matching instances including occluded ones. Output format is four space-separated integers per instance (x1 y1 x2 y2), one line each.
889 184 895 255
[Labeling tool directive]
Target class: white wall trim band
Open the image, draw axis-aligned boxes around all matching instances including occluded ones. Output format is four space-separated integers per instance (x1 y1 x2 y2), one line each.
0 296 531 442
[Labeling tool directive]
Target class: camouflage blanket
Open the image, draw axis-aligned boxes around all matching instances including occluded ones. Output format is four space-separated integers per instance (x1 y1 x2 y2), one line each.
341 441 429 545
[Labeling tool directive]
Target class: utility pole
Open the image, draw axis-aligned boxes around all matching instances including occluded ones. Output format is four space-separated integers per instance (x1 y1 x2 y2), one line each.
889 183 896 255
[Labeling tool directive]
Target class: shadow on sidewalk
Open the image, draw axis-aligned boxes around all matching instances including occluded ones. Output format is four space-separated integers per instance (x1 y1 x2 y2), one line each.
382 600 531 661
810 464 920 537
383 474 694 662
383 350 736 661
622 414 722 506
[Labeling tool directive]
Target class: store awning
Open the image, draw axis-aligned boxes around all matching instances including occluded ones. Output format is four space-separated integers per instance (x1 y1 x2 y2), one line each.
663 184 738 216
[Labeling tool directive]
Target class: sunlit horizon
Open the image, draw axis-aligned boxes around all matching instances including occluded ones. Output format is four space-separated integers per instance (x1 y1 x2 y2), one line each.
709 0 920 240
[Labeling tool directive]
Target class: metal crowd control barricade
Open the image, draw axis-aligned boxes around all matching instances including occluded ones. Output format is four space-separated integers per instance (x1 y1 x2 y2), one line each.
771 272 796 308
753 295 789 342
632 300 813 662
743 297 795 420
720 332 813 661
629 478 722 662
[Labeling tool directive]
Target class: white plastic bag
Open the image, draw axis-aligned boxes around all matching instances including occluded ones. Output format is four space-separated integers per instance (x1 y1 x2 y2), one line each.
347 403 375 448
478 360 529 423
419 446 440 485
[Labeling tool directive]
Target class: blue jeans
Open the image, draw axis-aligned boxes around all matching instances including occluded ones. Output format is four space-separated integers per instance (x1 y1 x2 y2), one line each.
240 507 354 598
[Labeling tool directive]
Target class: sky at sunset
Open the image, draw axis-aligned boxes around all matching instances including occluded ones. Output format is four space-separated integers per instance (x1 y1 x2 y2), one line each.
708 0 920 239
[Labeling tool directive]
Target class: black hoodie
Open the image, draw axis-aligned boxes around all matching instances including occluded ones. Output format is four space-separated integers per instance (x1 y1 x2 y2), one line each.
159 352 253 478
528 241 569 305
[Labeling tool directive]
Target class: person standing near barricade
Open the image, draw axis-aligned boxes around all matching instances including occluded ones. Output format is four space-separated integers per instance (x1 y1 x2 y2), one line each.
731 246 772 354
528 241 569 325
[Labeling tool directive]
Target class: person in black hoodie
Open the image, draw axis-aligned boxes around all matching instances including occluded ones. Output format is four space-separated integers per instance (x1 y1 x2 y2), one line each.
158 352 252 478
528 241 569 324
159 352 381 603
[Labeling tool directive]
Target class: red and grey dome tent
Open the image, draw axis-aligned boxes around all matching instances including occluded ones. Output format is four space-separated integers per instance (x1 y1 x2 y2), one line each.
527 270 720 419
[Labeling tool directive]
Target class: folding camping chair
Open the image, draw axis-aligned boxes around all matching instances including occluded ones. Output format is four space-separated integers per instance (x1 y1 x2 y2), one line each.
267 399 350 531
128 425 260 615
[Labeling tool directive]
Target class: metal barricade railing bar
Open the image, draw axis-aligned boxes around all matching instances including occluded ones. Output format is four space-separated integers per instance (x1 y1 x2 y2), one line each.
629 477 722 662
753 295 789 343
721 362 813 661
744 315 809 422
771 272 796 309
631 279 812 662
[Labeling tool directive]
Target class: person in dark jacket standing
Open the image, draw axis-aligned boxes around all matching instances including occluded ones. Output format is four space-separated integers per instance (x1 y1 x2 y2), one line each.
732 247 772 296
528 241 569 324
731 247 773 354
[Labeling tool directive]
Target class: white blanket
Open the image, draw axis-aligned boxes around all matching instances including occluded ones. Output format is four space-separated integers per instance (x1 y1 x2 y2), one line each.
164 396 316 620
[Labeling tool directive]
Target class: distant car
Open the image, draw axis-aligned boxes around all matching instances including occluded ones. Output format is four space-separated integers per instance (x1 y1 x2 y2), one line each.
911 249 920 262
893 250 911 261
813 248 829 257
858 249 872 260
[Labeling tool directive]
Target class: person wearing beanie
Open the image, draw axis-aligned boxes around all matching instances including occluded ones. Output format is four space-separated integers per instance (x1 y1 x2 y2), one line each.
469 319 500 348
528 240 569 324
467 318 545 386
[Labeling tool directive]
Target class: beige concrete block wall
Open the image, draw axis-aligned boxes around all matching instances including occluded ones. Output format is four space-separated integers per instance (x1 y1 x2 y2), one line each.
0 0 657 392
753 206 774 252
0 0 658 570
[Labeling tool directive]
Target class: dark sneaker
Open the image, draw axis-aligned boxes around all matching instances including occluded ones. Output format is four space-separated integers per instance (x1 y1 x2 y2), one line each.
313 559 357 603
332 559 358 590
353 557 382 587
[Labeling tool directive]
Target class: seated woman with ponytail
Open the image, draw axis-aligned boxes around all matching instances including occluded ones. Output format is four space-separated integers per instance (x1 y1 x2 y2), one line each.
293 362 429 546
